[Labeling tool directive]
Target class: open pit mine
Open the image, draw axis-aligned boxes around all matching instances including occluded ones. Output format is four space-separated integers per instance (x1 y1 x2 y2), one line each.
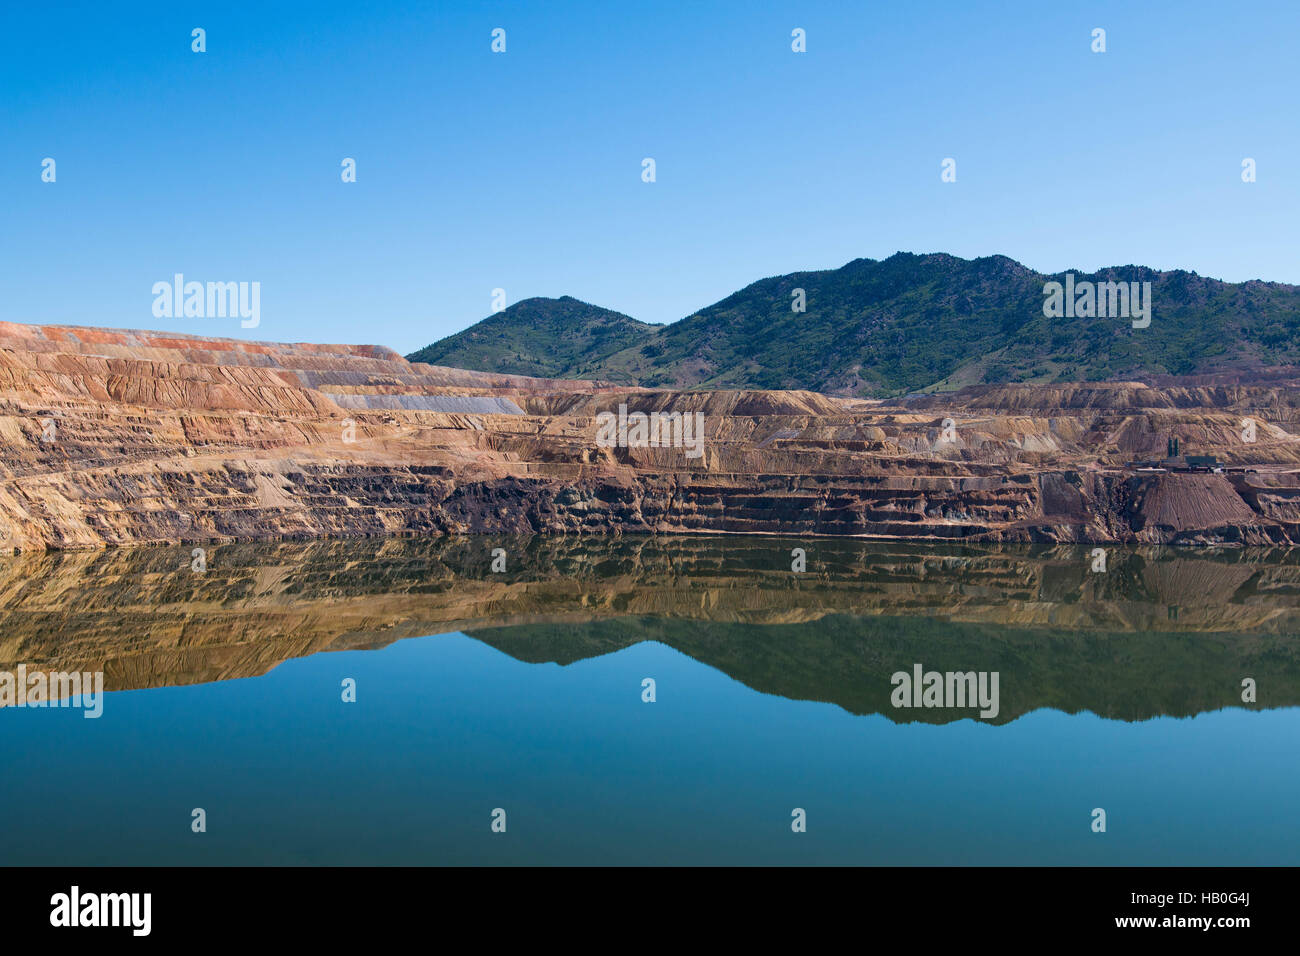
4 322 1300 551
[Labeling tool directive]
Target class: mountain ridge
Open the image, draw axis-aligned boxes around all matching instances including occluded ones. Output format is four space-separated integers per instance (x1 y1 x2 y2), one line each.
407 252 1300 397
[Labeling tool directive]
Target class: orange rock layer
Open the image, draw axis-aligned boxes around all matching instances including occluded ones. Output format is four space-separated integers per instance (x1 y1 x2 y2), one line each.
4 323 1300 550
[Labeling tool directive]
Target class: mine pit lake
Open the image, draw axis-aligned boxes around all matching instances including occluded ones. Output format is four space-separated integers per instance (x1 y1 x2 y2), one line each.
2 536 1298 865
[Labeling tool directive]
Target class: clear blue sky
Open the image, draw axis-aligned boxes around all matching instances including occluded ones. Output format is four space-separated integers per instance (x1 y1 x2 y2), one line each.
3 0 1297 354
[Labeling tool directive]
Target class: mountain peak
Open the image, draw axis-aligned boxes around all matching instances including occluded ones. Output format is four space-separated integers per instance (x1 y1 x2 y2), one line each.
406 295 654 381
407 254 1300 396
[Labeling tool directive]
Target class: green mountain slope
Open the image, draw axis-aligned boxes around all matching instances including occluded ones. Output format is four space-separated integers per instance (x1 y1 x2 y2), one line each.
406 295 658 380
407 253 1300 396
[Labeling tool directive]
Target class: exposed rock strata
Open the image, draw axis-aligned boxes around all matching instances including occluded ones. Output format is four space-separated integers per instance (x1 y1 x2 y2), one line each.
4 324 1300 550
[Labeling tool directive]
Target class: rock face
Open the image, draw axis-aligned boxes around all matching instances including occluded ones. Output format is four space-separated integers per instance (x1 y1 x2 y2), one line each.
4 323 1300 550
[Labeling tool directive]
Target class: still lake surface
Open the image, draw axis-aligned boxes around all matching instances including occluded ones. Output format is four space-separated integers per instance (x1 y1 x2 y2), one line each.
2 536 1298 865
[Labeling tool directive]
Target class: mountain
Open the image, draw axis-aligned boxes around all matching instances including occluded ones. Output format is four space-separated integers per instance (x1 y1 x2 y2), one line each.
406 295 658 380
407 253 1300 397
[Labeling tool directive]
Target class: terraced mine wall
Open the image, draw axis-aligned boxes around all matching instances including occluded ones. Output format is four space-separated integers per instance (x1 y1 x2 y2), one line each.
4 324 1300 550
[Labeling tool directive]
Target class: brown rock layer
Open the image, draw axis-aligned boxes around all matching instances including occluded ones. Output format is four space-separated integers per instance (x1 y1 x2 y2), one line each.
5 323 1300 550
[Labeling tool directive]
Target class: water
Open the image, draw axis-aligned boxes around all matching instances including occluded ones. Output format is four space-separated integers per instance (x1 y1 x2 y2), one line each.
2 536 1298 865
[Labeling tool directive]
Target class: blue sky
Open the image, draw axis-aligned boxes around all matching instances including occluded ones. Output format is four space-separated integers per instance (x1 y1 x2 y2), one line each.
3 0 1297 354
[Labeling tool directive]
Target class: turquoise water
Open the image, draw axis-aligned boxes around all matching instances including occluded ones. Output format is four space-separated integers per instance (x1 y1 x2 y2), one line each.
4 628 1297 865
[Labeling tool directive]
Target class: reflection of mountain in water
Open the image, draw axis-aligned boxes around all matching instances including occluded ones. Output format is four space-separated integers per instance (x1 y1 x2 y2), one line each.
2 536 1299 723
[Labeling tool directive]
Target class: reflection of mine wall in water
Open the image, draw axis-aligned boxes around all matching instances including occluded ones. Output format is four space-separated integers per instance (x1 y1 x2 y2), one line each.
2 536 1298 722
